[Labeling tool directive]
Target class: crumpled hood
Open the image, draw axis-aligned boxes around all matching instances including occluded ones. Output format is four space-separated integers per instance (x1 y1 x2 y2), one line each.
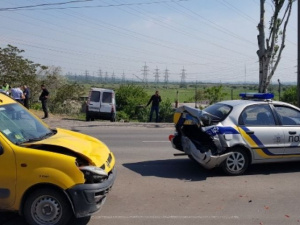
28 128 111 167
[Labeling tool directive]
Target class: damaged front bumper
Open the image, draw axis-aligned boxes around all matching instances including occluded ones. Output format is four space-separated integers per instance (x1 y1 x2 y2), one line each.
172 135 232 169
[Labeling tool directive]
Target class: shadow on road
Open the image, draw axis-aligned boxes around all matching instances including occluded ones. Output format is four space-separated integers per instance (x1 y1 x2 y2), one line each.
247 161 300 175
123 158 300 180
0 212 91 225
123 158 217 181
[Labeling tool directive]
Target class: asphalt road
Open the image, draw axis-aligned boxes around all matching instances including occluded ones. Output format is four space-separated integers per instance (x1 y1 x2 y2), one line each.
1 121 300 225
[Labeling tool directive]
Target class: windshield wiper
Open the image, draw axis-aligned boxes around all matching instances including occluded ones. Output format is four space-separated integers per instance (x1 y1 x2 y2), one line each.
18 131 54 145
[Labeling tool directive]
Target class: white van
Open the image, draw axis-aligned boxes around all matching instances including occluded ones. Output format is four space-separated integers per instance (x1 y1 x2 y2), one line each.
86 88 116 122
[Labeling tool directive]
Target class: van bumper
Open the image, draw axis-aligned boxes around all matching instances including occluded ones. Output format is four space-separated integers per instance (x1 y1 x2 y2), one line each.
67 167 117 218
87 111 115 120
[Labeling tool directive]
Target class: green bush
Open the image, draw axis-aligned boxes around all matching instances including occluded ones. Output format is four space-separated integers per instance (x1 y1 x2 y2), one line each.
281 86 297 105
159 98 174 122
115 84 149 121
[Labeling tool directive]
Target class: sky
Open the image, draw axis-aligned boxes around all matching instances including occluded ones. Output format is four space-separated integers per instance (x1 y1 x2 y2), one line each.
0 0 298 84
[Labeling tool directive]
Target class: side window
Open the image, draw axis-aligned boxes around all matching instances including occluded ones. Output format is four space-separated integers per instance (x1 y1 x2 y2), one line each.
102 92 112 103
274 105 300 125
239 104 275 126
90 91 100 102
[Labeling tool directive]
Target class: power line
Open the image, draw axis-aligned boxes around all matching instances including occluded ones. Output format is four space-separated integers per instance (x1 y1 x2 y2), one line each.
0 0 189 11
0 0 93 11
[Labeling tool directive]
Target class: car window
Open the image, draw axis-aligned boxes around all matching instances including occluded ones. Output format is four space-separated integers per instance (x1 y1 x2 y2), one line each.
203 103 232 121
90 91 100 102
102 92 112 103
0 103 52 144
239 104 275 126
274 105 300 125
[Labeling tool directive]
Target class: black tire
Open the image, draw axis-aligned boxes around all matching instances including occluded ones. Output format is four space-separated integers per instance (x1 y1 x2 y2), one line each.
86 113 91 121
110 114 116 122
221 148 249 176
24 187 73 225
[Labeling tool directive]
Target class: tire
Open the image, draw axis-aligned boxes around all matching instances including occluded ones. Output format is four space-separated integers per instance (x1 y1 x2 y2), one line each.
221 148 249 176
110 114 116 122
86 113 91 121
24 187 72 225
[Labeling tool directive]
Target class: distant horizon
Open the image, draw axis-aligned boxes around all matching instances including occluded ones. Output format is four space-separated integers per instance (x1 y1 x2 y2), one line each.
1 0 297 83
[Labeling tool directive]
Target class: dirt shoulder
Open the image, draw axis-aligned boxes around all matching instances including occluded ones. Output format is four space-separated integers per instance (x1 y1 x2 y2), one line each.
30 110 174 130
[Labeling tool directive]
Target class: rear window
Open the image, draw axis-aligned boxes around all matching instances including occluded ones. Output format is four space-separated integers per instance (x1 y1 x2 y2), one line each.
203 103 232 121
90 91 100 102
102 92 112 103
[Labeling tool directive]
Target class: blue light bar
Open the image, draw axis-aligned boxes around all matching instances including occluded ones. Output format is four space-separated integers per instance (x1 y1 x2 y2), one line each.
239 93 274 100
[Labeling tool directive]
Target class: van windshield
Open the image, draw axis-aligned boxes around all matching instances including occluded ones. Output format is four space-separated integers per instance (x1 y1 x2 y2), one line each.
0 103 53 145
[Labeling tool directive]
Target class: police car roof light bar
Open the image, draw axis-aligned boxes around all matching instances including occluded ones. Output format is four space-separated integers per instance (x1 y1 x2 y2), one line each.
239 93 274 100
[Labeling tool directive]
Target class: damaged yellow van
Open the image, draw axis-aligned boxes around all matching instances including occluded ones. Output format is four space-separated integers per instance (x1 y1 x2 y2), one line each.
0 93 116 225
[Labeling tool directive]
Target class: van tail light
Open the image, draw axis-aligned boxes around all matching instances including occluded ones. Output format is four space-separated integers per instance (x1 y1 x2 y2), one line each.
111 105 115 113
169 135 174 142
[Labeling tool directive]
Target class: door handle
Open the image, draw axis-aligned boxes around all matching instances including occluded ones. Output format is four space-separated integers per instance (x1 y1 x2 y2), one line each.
246 130 254 135
289 131 296 135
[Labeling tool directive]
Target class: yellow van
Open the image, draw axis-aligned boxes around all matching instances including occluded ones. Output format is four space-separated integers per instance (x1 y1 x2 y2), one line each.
0 93 116 225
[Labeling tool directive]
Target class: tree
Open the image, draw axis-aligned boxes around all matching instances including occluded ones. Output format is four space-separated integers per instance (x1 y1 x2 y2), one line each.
115 84 149 120
281 85 297 105
204 86 227 105
257 0 295 93
0 45 46 86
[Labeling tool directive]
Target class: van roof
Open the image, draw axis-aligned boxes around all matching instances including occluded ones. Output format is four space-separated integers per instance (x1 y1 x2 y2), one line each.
90 88 114 92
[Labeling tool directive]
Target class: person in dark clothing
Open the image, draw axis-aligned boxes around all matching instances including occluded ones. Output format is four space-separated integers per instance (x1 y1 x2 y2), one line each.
39 84 49 119
146 90 162 122
22 85 30 109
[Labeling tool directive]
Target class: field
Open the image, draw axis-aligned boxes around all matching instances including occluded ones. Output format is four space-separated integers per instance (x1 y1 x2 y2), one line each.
82 82 284 104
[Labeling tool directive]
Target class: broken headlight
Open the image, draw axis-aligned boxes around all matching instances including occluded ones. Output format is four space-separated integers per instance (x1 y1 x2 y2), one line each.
80 166 108 184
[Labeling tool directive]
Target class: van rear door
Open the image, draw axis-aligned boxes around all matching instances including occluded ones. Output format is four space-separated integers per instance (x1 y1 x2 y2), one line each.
88 90 101 112
100 91 113 113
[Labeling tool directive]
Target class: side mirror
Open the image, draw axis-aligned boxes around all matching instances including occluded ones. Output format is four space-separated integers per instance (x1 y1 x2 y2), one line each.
0 145 3 155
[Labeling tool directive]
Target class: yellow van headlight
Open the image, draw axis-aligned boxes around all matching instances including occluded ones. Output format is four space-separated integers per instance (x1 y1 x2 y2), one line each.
79 166 108 183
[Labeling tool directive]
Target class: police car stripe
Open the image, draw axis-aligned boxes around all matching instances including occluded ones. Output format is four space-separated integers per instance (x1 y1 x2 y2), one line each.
238 126 281 158
239 126 300 158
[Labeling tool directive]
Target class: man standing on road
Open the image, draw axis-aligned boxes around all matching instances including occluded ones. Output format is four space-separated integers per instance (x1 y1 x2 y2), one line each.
146 90 162 123
39 84 49 119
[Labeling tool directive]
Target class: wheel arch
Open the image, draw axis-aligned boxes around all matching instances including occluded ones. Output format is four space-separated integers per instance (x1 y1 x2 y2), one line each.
226 144 253 164
20 183 75 216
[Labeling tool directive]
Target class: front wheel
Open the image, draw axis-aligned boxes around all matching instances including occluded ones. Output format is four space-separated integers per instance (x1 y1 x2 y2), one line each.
221 148 249 176
24 188 73 225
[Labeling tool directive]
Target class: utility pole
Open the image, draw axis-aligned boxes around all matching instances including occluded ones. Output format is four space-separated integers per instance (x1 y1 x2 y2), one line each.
122 71 126 84
84 70 89 82
111 72 115 84
142 62 149 86
154 67 160 84
164 68 169 87
278 79 281 101
98 69 102 83
180 67 186 88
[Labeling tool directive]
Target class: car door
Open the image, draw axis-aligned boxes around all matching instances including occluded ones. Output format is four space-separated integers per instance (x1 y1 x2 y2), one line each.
238 104 285 160
273 104 300 156
0 140 16 209
88 90 101 112
100 91 113 113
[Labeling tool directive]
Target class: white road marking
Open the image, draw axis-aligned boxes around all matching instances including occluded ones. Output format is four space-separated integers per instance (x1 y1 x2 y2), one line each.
92 215 239 220
142 141 170 143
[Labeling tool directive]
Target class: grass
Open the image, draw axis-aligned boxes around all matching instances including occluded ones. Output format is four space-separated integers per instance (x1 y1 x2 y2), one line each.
83 82 284 104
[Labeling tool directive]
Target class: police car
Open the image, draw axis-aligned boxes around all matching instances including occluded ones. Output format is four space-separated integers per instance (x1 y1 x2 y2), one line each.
169 93 300 175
